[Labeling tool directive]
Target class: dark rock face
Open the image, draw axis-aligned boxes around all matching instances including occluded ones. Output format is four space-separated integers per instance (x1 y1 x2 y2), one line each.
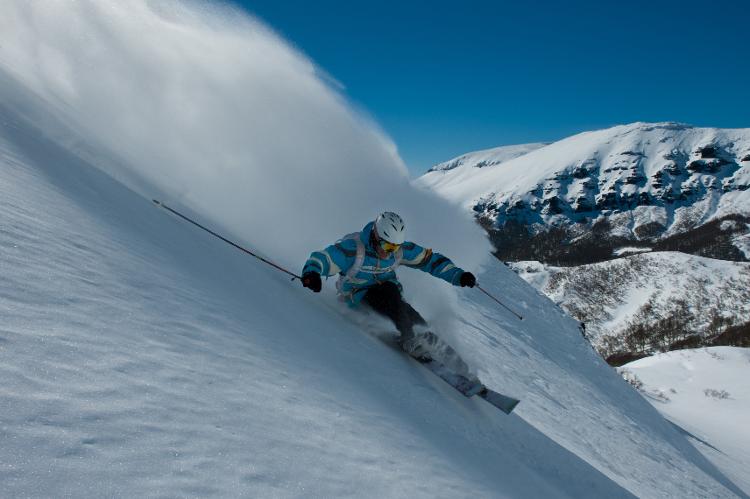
475 160 500 168
687 158 730 174
544 196 563 214
651 170 665 188
664 162 682 175
572 166 589 179
431 159 461 172
573 197 593 212
696 145 717 159
605 351 649 367
625 175 646 185
593 190 616 210
637 192 652 205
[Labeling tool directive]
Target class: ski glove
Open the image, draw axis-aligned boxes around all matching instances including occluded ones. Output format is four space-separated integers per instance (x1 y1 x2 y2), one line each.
302 272 322 292
459 271 476 288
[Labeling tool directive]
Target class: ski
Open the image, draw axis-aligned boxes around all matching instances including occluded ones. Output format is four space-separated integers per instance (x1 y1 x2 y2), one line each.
418 357 520 414
477 386 521 414
381 333 520 415
417 357 485 396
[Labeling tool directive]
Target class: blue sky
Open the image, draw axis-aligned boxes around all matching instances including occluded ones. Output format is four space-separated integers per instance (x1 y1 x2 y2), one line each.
232 0 749 175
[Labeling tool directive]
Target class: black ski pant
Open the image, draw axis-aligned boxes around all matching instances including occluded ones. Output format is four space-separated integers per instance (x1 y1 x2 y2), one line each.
362 281 426 339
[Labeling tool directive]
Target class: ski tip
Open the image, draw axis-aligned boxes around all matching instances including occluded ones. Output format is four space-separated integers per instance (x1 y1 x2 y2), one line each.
152 199 161 206
480 390 521 415
507 400 521 414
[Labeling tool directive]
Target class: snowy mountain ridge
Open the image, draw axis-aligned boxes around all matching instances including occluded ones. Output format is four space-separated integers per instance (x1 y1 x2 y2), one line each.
418 122 750 262
428 142 548 173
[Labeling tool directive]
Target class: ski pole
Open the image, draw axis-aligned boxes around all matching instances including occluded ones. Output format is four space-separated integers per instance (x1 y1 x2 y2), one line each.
152 199 301 280
476 284 524 321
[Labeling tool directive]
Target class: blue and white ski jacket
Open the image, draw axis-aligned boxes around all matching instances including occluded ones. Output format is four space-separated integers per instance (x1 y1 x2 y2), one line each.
302 221 467 305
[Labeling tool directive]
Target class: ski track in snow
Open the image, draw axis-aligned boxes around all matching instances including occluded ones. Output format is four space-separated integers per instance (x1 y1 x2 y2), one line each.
1 112 746 498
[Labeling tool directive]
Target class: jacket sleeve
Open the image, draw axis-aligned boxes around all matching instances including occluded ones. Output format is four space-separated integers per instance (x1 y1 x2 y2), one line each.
399 242 464 285
302 238 358 277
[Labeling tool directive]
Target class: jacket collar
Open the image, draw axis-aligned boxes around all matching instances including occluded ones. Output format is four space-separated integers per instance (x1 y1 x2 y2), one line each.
361 221 376 250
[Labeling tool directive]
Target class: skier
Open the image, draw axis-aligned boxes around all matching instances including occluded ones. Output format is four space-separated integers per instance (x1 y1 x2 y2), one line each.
153 200 519 412
300 212 475 361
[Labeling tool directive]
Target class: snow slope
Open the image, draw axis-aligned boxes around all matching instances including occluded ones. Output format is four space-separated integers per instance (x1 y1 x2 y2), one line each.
0 1 747 497
5 110 750 499
509 252 750 349
621 348 750 495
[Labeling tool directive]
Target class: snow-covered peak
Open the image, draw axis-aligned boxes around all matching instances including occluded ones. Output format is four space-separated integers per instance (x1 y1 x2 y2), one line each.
418 122 750 249
428 142 548 173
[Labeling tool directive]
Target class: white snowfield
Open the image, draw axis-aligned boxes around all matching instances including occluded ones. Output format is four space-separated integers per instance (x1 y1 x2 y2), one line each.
0 1 746 497
622 348 750 495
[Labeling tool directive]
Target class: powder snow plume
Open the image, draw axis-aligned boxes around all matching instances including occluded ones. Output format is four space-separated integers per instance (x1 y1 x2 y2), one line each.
0 0 490 276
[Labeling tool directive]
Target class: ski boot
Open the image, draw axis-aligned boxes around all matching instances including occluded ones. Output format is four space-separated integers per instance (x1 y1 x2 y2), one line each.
398 331 440 363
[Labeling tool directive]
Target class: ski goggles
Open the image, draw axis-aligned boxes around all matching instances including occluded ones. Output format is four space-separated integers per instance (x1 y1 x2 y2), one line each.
380 240 401 253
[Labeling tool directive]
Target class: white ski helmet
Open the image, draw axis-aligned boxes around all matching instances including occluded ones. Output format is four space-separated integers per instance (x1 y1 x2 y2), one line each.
374 212 406 244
